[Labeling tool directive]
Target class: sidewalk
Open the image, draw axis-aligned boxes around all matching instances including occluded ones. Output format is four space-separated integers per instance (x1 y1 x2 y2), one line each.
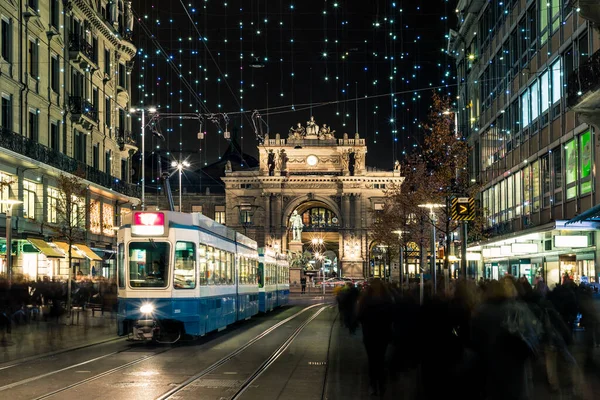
0 308 119 365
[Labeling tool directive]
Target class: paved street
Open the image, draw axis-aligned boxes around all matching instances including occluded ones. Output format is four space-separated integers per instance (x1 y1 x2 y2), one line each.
0 296 598 400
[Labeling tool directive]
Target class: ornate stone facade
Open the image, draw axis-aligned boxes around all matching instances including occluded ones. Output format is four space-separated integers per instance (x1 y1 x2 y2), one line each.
222 119 403 278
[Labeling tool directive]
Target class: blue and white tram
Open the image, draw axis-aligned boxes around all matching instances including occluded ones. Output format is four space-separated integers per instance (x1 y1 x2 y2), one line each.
275 252 290 307
116 210 259 342
258 247 278 312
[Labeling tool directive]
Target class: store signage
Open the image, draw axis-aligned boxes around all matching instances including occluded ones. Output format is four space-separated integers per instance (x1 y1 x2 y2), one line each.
511 243 538 254
554 235 588 248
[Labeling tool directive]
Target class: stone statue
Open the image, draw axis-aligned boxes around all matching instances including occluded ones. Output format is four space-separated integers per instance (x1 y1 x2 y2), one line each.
341 149 349 171
126 1 134 32
394 160 401 173
319 124 335 140
267 149 276 176
348 150 356 176
290 210 303 241
109 0 118 24
306 116 319 136
289 122 305 139
278 149 288 173
355 132 360 140
343 132 348 140
225 160 232 173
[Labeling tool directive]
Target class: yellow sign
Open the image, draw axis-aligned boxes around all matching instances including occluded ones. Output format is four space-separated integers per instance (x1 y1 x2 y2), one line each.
451 197 475 221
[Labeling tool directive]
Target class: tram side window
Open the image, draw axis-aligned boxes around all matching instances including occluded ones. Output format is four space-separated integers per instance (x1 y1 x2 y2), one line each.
199 245 207 285
128 241 170 288
174 241 196 289
207 246 215 285
252 259 258 285
228 252 234 284
240 256 248 284
213 249 221 284
118 243 125 288
220 249 228 284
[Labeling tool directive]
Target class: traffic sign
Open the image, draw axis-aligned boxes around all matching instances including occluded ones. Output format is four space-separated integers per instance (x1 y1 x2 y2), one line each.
451 197 475 221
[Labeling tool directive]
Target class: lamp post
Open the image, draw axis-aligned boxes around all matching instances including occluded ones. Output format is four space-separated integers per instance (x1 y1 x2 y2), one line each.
0 199 23 285
130 106 157 210
171 160 190 211
418 203 444 296
393 230 407 291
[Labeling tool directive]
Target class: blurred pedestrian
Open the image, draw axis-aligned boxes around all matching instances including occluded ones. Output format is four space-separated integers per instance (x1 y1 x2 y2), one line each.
357 280 393 396
300 276 307 294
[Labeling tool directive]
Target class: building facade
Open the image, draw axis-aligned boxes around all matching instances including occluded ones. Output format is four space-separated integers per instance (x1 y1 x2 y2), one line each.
0 0 139 280
222 119 403 280
450 0 600 286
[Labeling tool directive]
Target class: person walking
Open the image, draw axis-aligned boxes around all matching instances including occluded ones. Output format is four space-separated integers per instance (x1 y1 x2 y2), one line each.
300 276 307 294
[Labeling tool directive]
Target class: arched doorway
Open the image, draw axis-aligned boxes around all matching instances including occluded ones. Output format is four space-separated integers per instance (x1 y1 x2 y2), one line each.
287 200 341 280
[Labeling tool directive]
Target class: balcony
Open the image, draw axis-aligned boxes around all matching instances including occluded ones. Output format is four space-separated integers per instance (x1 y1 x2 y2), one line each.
118 130 138 155
567 49 600 114
68 96 98 130
68 34 97 69
0 128 141 198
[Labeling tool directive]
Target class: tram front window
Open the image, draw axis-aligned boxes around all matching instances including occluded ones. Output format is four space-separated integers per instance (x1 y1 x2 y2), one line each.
129 241 170 288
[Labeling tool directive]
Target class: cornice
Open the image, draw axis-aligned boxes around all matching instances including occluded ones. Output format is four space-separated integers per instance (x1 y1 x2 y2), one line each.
72 0 137 59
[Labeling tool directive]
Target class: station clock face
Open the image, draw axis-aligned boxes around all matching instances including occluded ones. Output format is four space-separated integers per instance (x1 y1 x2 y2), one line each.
306 155 318 166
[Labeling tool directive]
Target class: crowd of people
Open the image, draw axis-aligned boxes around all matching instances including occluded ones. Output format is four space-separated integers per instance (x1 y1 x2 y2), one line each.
336 275 599 399
0 275 117 344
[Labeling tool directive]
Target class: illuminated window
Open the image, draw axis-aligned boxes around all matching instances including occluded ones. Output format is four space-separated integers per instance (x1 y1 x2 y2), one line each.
214 205 225 224
23 180 36 219
103 203 114 235
90 200 101 234
192 205 203 213
47 187 58 223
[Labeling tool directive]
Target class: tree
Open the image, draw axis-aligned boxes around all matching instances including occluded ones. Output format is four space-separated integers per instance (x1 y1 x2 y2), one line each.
376 93 487 282
48 172 90 312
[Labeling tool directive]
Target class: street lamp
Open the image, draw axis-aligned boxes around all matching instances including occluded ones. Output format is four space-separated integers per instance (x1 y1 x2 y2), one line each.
393 230 408 291
171 160 190 211
0 199 23 285
443 108 459 137
130 106 157 210
418 203 444 296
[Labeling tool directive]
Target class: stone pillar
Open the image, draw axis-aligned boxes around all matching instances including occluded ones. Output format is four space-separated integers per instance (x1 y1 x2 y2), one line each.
354 194 361 231
264 193 271 233
343 195 350 229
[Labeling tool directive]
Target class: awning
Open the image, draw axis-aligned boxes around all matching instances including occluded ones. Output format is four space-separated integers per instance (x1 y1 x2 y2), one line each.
53 242 85 259
28 239 65 258
74 244 102 261
566 203 600 224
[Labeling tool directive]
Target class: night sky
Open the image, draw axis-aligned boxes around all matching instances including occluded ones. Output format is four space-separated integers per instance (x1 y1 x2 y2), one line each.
129 0 455 181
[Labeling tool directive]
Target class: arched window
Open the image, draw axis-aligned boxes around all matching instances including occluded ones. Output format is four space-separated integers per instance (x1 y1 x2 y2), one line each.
301 207 339 229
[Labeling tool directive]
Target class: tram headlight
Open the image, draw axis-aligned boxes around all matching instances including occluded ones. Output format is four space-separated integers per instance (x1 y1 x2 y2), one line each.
140 303 154 314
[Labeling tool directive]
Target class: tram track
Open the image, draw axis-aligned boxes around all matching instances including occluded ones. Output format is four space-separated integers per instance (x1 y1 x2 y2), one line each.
156 303 328 400
0 336 124 372
156 305 331 400
3 303 324 399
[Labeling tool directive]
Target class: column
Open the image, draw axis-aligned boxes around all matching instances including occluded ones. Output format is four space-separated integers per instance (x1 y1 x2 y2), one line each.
354 194 361 231
343 194 350 229
263 193 271 233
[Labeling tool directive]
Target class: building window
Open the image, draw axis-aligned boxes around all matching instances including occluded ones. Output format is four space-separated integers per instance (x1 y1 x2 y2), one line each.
565 139 577 200
92 37 98 63
551 59 561 104
192 205 203 213
28 38 38 78
214 205 225 224
47 187 58 223
1 18 11 63
50 0 59 29
580 130 592 195
105 150 112 175
92 143 99 169
104 48 110 75
521 92 530 128
1 94 11 131
90 200 101 234
50 121 59 151
121 159 128 181
74 130 86 162
27 0 38 10
105 97 111 127
118 63 126 88
103 203 114 235
28 109 38 142
92 86 99 112
51 54 59 92
23 180 36 219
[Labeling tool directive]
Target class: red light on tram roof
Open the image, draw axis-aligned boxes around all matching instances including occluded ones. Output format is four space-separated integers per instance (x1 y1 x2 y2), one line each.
134 212 165 226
